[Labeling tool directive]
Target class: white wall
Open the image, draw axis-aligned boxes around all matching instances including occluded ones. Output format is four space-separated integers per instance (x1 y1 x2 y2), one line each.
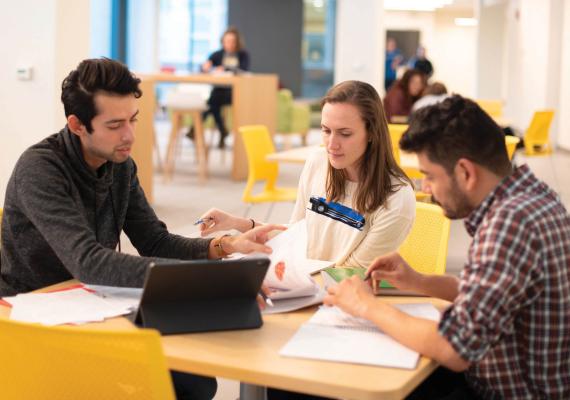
334 0 384 94
503 0 564 139
0 0 90 202
383 9 478 97
477 1 507 99
558 0 570 150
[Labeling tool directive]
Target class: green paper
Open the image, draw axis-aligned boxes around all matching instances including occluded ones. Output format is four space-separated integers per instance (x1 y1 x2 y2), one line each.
323 267 394 288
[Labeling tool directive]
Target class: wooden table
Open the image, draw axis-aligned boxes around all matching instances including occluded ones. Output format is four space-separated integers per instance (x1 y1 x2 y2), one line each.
0 281 446 400
132 73 278 202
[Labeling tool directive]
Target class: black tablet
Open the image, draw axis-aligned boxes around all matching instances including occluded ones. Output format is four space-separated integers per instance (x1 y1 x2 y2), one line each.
133 257 270 335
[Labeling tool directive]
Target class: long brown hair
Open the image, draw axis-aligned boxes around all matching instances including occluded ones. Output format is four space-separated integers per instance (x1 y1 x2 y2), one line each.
321 80 412 214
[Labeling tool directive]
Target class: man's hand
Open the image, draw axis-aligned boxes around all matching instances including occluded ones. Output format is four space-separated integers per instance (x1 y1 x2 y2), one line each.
198 208 252 236
224 224 286 255
367 252 424 292
324 276 376 319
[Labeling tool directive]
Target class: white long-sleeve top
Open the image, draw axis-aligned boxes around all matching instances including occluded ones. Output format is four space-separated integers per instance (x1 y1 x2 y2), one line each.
290 149 415 268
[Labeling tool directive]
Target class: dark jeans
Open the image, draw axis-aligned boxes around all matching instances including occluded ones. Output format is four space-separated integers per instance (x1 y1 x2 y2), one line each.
170 371 217 400
203 87 232 145
406 367 479 400
268 367 479 400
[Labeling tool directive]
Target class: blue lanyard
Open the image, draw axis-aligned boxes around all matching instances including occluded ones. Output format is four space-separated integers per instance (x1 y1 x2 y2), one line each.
308 196 365 231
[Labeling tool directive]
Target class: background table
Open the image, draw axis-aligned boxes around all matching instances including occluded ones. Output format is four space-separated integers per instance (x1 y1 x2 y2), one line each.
132 73 278 202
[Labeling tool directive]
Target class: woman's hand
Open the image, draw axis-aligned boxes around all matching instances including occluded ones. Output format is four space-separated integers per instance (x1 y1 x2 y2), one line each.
223 224 286 255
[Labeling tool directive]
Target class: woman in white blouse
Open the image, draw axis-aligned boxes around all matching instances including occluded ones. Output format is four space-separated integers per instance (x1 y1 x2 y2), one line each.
198 80 415 268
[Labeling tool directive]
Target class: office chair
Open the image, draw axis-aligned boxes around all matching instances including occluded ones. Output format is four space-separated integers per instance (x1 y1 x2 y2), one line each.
239 125 298 220
399 202 451 275
523 110 555 156
0 318 176 400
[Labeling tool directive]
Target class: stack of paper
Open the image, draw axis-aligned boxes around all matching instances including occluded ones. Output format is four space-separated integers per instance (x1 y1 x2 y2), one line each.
280 303 441 369
4 286 139 326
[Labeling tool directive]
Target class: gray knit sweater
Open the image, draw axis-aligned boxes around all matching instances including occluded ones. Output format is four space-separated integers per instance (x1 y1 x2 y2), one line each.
0 127 212 296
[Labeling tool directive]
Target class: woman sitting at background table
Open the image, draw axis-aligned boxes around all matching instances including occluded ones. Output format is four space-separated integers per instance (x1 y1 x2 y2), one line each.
198 80 415 270
383 68 426 123
188 26 250 149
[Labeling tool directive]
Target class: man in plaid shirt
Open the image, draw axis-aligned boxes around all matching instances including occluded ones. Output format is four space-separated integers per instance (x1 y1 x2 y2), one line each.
325 95 570 399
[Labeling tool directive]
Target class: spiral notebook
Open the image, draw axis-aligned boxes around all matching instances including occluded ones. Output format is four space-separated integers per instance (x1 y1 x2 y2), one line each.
280 303 440 369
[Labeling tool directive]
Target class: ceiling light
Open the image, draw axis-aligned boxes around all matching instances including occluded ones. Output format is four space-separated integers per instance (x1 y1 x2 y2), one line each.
384 0 455 12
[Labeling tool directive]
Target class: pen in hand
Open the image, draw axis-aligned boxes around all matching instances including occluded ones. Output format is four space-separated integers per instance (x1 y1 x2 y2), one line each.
259 291 274 307
194 216 214 226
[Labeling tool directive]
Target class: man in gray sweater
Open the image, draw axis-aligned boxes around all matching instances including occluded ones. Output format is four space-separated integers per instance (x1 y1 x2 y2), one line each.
0 58 279 400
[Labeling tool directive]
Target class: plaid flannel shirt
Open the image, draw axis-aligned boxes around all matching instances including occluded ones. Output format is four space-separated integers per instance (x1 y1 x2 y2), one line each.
439 164 570 399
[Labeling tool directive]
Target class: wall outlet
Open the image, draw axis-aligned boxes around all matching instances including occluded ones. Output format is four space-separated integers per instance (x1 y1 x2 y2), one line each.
16 66 33 81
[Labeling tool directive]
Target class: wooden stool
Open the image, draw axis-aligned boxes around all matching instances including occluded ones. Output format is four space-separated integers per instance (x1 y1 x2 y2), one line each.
163 108 207 182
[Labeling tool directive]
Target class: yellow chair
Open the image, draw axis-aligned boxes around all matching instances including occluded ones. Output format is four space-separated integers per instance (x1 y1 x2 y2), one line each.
523 110 555 156
0 318 175 400
476 99 503 118
388 124 429 201
505 135 520 160
399 202 451 275
239 125 298 219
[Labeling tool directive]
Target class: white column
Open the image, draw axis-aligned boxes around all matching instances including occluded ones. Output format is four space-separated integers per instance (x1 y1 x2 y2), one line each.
334 0 385 95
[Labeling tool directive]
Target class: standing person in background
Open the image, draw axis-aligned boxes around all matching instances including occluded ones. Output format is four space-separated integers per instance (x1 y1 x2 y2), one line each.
384 37 403 91
190 26 250 149
383 69 426 123
408 46 434 79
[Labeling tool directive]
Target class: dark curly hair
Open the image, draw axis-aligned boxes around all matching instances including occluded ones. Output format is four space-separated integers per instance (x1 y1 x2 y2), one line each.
400 94 511 176
61 58 142 133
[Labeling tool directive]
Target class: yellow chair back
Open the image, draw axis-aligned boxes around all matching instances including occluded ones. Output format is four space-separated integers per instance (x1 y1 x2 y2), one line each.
240 125 279 200
388 123 408 165
0 318 175 400
399 202 451 275
239 125 297 214
476 99 503 118
523 110 555 156
505 136 520 160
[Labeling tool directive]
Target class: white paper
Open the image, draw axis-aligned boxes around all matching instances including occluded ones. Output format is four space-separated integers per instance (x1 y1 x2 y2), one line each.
247 220 320 301
85 284 142 312
262 288 326 315
279 303 441 369
6 287 135 326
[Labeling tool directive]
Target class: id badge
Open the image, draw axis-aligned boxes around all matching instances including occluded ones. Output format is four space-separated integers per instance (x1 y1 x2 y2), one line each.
308 196 365 231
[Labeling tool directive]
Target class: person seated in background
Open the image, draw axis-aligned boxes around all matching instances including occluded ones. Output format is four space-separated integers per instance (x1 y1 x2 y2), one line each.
326 95 570 399
0 57 282 400
408 45 434 79
189 26 250 149
383 69 426 123
198 80 415 271
411 81 449 112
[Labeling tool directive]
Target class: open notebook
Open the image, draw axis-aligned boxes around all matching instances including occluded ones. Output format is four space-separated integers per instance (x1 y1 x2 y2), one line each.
280 303 440 369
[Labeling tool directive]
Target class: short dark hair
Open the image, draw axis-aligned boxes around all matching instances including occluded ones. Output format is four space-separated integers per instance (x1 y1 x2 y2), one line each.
61 58 142 133
400 95 511 176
